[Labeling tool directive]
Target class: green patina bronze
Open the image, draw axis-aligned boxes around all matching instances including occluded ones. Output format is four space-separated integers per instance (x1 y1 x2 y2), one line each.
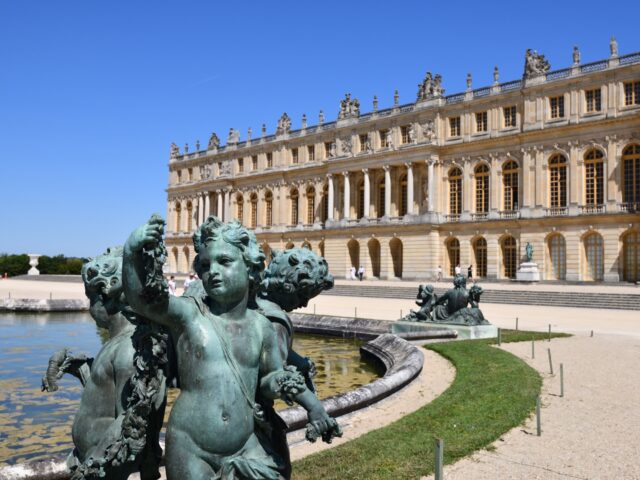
402 275 489 325
42 246 169 480
121 215 340 480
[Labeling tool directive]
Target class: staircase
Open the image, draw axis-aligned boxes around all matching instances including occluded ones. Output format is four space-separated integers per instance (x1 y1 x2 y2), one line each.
329 284 640 311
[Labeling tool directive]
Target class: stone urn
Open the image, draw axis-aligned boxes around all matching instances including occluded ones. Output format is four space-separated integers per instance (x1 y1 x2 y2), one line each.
28 254 41 275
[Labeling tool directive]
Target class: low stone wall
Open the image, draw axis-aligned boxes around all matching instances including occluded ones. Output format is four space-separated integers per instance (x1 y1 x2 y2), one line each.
0 299 89 312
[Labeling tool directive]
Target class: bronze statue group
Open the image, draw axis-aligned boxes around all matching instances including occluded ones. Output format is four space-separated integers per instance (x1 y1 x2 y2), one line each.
42 215 341 480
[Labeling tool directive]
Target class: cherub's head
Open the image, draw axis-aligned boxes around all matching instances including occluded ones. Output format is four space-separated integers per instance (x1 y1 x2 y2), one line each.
260 248 334 311
453 274 467 289
193 217 265 305
469 284 483 299
81 246 126 327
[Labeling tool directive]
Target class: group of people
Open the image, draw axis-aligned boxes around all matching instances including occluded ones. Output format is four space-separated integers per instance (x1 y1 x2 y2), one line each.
435 264 475 282
166 271 198 296
348 265 365 281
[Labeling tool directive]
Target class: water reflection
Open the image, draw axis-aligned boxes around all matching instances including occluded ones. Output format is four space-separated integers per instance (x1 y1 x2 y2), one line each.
0 313 377 465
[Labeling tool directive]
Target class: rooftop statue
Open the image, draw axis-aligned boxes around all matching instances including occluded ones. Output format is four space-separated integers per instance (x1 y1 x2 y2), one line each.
524 49 551 79
338 93 360 119
401 275 488 326
123 215 339 479
416 72 445 101
227 128 240 144
276 113 292 135
169 142 179 159
207 132 220 150
42 246 169 480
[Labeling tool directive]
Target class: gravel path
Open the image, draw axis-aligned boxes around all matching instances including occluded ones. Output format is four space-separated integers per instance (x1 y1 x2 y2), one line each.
422 334 640 480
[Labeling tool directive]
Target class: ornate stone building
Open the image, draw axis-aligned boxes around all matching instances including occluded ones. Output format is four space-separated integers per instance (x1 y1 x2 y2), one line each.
166 42 640 283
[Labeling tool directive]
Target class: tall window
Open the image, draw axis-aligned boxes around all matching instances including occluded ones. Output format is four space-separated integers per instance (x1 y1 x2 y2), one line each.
448 167 462 215
549 96 565 118
186 202 193 231
266 152 273 168
292 148 299 164
250 194 257 228
549 154 568 208
584 233 604 281
324 142 333 158
358 182 365 218
622 145 640 204
475 164 489 213
307 145 315 161
359 134 368 152
306 187 315 224
623 231 640 282
624 81 640 106
251 155 258 171
474 237 487 278
584 149 604 206
475 111 488 132
236 195 244 223
548 234 566 280
188 168 193 181
447 238 460 276
290 189 299 225
399 175 408 216
175 203 182 231
449 117 461 137
503 160 519 210
502 236 517 279
504 106 516 128
379 129 390 148
265 191 273 227
401 125 410 144
237 159 243 173
585 88 601 113
378 178 386 217
177 170 183 183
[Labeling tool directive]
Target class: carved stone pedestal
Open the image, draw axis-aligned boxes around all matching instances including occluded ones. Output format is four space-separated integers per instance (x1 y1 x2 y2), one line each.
516 262 540 282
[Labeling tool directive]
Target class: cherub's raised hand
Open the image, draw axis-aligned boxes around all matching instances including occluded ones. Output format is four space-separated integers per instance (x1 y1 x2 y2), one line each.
127 215 165 253
305 409 343 444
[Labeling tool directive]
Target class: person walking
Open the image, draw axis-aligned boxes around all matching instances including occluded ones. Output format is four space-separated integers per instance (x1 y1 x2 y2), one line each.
468 265 473 282
357 265 365 281
454 264 462 276
167 275 177 296
436 265 443 282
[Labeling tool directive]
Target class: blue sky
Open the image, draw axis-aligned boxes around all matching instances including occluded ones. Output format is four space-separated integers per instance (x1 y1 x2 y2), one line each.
0 0 638 256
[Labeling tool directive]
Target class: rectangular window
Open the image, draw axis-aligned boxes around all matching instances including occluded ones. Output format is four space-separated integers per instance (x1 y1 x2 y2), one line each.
550 96 565 118
324 142 333 158
585 89 602 113
585 162 604 206
624 81 640 106
188 168 193 181
449 117 461 137
177 170 182 183
266 152 273 168
475 111 488 132
401 125 410 144
237 158 243 173
251 155 258 171
292 148 298 164
359 134 368 152
307 145 315 161
379 130 389 148
504 106 516 128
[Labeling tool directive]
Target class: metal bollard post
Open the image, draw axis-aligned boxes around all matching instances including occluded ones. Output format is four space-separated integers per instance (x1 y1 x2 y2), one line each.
548 324 551 342
560 363 564 397
497 328 502 346
434 438 444 480
536 396 541 436
547 348 553 375
531 338 535 359
515 317 519 330
354 307 357 319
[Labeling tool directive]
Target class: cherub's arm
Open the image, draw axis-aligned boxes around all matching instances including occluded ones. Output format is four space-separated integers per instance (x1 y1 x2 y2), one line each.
123 215 194 328
41 349 92 392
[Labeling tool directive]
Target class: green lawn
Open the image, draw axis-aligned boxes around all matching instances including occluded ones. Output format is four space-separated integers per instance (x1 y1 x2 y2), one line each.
293 330 569 479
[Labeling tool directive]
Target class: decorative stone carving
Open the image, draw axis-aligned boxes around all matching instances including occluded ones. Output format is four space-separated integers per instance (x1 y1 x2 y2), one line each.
207 132 220 151
227 128 240 144
610 36 618 58
277 112 292 135
385 129 394 150
523 49 550 78
170 142 180 159
338 93 360 119
573 46 580 65
219 159 232 176
421 120 436 143
416 72 445 101
408 124 417 144
340 136 352 156
327 141 336 158
363 133 372 153
199 165 212 179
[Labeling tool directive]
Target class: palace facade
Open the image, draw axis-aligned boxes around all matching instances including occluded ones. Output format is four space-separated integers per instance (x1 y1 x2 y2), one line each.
166 41 640 283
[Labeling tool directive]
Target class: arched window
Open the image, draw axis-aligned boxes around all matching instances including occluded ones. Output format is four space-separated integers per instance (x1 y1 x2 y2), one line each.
584 149 604 206
447 238 460 276
175 202 182 231
357 181 365 219
290 188 299 225
503 160 519 211
236 194 244 224
474 164 489 213
623 231 640 282
306 187 315 224
448 167 462 215
584 233 603 281
368 238 381 278
502 236 517 279
265 191 273 227
378 178 386 217
390 238 403 278
186 201 193 232
549 154 567 208
250 193 257 228
473 237 487 278
183 246 191 273
622 144 640 205
548 234 566 280
399 175 408 216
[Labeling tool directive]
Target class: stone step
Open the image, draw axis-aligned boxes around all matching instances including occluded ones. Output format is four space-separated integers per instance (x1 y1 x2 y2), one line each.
328 285 640 311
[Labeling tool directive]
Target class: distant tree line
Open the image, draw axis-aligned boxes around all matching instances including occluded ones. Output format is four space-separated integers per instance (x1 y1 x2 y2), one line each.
0 253 84 276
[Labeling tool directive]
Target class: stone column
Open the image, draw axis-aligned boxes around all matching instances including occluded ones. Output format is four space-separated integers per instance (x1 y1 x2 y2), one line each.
327 174 334 221
362 169 370 218
384 166 391 217
405 163 414 215
342 171 350 219
204 192 211 218
224 189 231 222
606 138 618 205
216 191 223 218
181 199 189 232
197 194 204 225
314 181 323 223
427 160 435 212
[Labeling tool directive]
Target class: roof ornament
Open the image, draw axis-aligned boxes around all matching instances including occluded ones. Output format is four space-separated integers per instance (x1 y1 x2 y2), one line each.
523 49 550 79
416 72 444 101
